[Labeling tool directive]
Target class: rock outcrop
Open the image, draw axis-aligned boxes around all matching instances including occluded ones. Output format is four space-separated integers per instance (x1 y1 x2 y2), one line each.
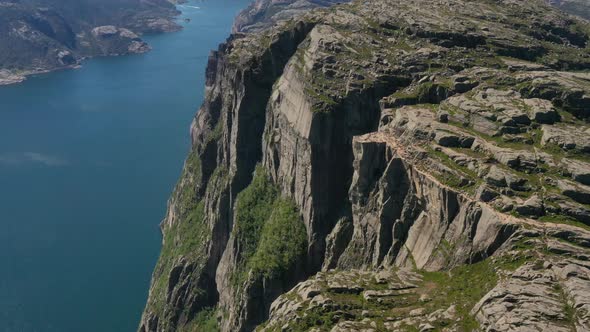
90 25 151 55
140 0 590 331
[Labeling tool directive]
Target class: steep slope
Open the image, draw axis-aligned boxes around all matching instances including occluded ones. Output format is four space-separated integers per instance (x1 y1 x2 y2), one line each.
141 0 590 331
0 0 180 85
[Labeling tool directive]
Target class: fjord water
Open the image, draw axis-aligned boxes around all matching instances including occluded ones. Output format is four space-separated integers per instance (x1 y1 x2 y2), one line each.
0 1 248 331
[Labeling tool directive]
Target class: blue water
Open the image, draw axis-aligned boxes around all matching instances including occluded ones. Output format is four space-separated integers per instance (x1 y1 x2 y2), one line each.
0 1 248 331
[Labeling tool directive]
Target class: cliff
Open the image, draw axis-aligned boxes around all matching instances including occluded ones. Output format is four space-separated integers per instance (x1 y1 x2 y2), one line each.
0 0 181 85
141 0 590 331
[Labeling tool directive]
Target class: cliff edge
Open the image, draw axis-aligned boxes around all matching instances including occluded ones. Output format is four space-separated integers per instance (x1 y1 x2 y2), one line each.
141 0 590 330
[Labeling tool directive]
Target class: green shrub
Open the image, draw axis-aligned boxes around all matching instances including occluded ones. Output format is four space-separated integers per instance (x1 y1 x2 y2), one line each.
234 166 279 263
190 307 220 332
250 198 307 278
232 165 307 285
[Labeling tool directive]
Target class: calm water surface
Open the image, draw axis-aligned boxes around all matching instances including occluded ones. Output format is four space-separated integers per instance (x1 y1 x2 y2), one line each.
0 1 248 331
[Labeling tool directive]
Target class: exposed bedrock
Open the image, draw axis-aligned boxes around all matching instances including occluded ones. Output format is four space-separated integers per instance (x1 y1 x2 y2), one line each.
336 137 520 272
140 20 318 332
140 0 590 330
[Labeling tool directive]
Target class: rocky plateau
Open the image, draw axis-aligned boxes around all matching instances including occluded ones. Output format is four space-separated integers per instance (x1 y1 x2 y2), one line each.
140 0 590 331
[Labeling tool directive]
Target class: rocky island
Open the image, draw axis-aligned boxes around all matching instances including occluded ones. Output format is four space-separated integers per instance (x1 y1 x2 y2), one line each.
140 0 590 331
0 0 182 85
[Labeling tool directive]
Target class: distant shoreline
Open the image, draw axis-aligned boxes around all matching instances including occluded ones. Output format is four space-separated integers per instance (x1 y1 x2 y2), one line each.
0 2 187 87
0 64 82 87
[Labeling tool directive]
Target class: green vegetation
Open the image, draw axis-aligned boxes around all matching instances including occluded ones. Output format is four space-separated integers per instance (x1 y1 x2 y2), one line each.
427 146 480 192
163 201 207 259
262 255 527 332
207 119 225 144
553 284 577 329
188 307 220 332
420 259 499 330
306 87 338 113
232 166 307 287
150 200 208 314
392 82 435 103
249 198 307 278
233 166 279 266
539 214 590 231
146 164 228 321
280 308 341 331
177 148 202 216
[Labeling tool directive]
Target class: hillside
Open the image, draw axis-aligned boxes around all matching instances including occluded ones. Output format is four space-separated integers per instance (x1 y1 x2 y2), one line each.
0 0 180 85
548 0 590 20
140 0 590 331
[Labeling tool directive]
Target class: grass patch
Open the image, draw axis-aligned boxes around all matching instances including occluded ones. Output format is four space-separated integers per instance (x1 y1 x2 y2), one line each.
553 284 577 329
426 146 480 192
188 307 220 332
392 82 435 102
420 259 500 331
539 214 590 231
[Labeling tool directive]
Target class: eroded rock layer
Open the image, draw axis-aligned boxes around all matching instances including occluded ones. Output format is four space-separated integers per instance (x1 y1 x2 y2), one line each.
140 0 590 330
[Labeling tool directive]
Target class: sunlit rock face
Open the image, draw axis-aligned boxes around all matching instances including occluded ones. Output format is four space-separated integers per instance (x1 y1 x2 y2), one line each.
140 0 590 331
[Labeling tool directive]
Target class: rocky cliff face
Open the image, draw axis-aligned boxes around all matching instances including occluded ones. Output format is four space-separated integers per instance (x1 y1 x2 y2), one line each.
141 0 590 331
0 0 180 85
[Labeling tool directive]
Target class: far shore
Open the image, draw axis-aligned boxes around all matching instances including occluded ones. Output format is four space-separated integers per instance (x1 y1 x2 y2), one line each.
0 65 84 87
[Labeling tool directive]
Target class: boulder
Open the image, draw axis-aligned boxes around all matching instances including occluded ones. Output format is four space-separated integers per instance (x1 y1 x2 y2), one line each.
452 75 478 93
503 108 531 126
434 130 474 148
558 201 590 225
517 71 590 119
471 114 500 136
562 158 590 186
434 130 460 147
492 149 537 170
475 184 500 202
523 98 559 124
436 109 449 123
541 124 590 152
485 165 527 190
557 179 590 204
515 195 544 217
